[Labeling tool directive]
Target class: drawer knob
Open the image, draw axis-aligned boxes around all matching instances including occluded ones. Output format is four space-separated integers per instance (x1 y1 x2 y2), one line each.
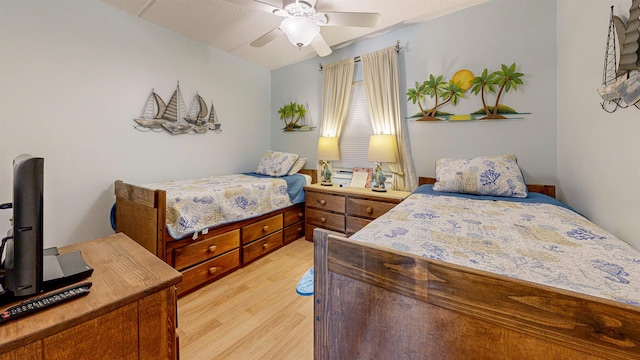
319 199 326 206
208 267 218 275
367 206 373 214
263 225 269 232
263 243 269 249
208 245 217 253
297 212 304 218
320 217 326 223
297 227 303 232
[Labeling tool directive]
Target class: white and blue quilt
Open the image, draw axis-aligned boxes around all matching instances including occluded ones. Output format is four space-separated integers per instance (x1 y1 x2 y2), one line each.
349 185 640 306
145 173 307 239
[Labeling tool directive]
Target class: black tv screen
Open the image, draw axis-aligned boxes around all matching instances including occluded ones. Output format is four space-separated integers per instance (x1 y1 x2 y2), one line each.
3 154 44 297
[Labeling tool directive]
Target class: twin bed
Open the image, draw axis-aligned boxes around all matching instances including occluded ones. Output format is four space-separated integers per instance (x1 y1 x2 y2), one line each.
313 155 640 359
114 150 315 294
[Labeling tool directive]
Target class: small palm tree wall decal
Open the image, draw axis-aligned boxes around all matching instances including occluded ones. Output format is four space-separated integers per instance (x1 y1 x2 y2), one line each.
470 63 524 119
406 74 466 121
278 101 307 131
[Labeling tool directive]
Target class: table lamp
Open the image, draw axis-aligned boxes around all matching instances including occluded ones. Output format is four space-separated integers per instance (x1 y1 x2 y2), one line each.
367 134 398 192
317 136 340 186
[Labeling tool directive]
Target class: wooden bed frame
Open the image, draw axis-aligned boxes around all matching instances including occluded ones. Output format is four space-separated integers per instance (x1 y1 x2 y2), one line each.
114 169 316 295
313 178 640 359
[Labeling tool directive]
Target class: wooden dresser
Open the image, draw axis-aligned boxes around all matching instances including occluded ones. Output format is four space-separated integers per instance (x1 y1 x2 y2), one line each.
304 184 410 241
0 233 182 360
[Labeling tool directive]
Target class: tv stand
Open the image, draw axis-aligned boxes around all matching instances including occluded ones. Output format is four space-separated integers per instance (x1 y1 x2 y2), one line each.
0 233 183 359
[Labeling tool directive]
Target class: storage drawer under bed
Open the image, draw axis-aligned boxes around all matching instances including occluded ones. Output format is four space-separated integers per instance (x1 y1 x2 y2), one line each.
177 248 240 295
173 229 240 271
241 214 283 245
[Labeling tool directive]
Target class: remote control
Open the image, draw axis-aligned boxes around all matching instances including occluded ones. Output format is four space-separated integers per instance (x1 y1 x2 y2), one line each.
0 282 92 325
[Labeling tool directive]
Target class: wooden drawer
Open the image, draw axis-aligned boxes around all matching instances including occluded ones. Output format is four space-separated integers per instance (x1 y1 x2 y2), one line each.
178 249 240 295
346 198 398 219
242 214 283 245
173 229 240 271
305 224 346 242
346 216 371 235
306 191 345 213
284 222 304 244
306 208 345 232
284 205 305 227
243 231 283 263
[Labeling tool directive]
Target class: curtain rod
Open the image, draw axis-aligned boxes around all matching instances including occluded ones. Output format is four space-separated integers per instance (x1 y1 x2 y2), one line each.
319 40 401 72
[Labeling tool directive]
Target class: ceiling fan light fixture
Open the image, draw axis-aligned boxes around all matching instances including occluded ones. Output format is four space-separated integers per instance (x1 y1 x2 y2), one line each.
280 17 320 48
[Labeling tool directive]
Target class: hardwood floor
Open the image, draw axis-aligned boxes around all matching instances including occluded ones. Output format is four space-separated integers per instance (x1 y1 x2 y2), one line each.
177 238 314 360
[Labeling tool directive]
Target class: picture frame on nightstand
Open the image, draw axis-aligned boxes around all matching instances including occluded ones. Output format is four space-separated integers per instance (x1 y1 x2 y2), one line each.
350 167 372 188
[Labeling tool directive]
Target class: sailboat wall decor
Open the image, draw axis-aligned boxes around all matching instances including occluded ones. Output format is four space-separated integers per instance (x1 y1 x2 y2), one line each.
133 82 222 134
598 1 640 112
134 89 167 129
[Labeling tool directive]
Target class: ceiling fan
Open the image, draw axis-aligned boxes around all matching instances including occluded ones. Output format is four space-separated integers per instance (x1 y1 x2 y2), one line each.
228 0 382 57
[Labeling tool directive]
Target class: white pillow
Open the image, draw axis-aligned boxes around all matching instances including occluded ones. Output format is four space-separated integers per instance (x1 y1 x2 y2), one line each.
433 154 528 198
288 158 307 175
255 150 300 177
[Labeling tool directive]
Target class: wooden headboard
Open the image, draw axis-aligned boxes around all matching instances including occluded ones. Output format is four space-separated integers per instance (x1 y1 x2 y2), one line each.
300 169 317 184
418 177 556 198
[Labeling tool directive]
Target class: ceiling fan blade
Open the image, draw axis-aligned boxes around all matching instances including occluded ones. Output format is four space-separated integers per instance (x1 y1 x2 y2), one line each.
322 12 382 28
311 33 332 57
250 27 283 47
224 0 282 14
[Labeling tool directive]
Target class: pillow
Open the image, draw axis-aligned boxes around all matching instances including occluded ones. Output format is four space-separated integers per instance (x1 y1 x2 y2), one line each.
432 154 527 198
288 158 307 175
256 150 300 177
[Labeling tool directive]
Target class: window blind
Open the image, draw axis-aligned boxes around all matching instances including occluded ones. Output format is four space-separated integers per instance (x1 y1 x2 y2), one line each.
334 81 375 170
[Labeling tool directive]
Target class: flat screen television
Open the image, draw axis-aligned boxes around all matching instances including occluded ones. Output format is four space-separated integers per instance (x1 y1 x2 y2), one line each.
2 154 44 297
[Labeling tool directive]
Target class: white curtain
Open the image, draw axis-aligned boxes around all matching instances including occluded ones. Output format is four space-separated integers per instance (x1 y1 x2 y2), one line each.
361 46 418 191
320 58 355 137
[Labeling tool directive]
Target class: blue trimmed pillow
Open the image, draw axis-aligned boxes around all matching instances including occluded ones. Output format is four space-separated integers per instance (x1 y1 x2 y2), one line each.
256 150 300 177
288 158 307 175
433 154 527 198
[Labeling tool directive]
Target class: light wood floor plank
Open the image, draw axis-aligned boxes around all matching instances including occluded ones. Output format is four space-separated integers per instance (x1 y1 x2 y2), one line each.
178 238 314 360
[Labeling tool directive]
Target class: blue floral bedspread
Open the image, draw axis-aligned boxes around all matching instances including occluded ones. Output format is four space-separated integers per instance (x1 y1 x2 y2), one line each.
349 190 640 306
145 173 305 239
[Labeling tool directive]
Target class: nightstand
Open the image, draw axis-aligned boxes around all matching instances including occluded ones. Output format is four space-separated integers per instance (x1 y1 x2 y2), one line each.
304 184 411 241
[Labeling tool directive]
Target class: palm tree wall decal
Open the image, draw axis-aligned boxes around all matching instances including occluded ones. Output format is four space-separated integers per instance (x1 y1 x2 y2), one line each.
406 74 465 121
470 63 524 119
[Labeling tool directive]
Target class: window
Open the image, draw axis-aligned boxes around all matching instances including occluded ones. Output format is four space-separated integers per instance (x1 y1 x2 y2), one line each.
333 81 374 170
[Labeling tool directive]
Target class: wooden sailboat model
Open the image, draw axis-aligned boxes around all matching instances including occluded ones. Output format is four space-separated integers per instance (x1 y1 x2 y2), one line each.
161 82 193 134
184 93 208 126
208 102 221 131
134 89 167 128
598 1 640 111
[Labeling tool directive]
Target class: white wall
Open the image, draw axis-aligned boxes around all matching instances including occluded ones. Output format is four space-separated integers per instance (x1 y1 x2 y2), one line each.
0 0 272 247
557 0 640 249
273 0 558 183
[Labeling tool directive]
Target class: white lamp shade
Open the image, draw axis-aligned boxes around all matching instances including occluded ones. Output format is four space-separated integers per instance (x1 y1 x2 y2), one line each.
367 134 398 163
280 17 320 48
317 136 340 161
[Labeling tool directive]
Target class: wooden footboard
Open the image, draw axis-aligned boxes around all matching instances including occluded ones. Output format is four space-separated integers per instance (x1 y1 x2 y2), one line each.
114 180 166 258
314 229 640 359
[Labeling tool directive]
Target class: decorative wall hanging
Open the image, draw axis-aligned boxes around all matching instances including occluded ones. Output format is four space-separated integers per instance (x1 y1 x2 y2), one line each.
278 101 316 131
407 63 528 122
133 82 222 134
598 2 640 112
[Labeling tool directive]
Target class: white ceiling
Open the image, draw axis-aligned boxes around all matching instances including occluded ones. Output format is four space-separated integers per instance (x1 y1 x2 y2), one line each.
100 0 488 70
